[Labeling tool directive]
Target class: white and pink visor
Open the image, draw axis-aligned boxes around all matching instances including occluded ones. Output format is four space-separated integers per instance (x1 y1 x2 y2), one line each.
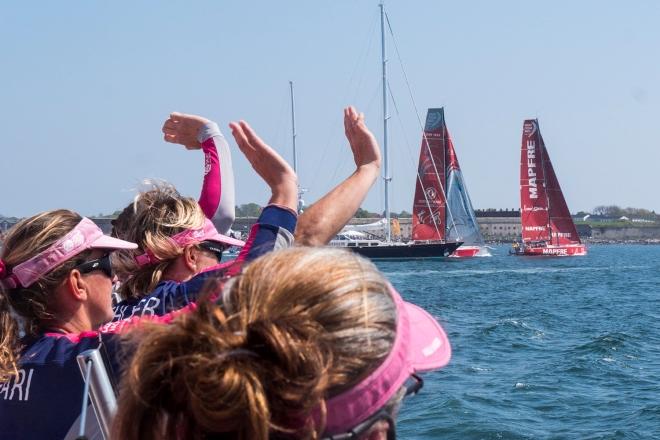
318 285 451 436
134 218 245 267
0 217 137 289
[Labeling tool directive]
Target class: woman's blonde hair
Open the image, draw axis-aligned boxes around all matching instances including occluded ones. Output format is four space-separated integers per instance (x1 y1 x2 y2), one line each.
113 247 397 440
112 183 206 300
0 210 90 381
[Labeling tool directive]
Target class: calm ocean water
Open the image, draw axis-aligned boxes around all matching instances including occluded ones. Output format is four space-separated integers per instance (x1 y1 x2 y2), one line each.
378 245 660 439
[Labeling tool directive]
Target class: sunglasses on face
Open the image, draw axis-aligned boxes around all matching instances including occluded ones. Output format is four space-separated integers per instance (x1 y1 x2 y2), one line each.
75 253 114 279
197 240 228 262
322 374 424 440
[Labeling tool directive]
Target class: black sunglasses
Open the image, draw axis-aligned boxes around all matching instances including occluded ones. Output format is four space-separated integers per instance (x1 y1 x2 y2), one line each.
198 240 227 262
322 374 424 440
75 254 114 279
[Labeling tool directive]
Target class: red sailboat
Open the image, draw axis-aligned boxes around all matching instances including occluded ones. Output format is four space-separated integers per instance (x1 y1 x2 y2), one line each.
512 119 586 256
413 108 489 258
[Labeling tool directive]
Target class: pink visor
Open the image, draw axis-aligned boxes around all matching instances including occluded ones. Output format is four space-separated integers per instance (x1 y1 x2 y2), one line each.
320 285 451 436
134 218 245 267
0 217 137 289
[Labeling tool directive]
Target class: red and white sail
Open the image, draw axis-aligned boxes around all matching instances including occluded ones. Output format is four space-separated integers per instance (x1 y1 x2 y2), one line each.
412 108 488 257
412 109 447 241
543 145 581 245
518 119 584 255
520 120 551 243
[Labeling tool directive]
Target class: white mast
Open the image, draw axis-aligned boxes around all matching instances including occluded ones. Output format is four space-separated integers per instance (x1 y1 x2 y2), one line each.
380 2 391 242
289 81 305 213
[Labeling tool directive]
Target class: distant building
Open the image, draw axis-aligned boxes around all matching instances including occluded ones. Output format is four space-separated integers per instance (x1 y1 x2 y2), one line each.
342 215 524 241
473 210 521 240
478 217 521 241
581 214 621 223
631 218 655 224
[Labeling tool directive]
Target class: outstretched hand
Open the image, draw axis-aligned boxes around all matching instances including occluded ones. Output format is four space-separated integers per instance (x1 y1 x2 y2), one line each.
162 112 211 150
294 106 382 246
229 121 298 211
344 106 381 172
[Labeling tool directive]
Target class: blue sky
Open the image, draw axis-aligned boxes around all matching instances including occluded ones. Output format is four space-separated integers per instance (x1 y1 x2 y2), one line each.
1 1 658 217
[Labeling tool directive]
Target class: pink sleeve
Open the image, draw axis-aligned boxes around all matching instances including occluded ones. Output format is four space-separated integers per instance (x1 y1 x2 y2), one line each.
198 137 221 219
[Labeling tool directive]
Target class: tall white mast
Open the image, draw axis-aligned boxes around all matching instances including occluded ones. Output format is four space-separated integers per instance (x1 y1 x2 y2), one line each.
289 81 304 213
380 2 391 242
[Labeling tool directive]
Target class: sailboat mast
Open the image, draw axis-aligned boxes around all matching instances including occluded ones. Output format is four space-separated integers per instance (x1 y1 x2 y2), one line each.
380 2 391 242
289 81 298 175
289 81 303 213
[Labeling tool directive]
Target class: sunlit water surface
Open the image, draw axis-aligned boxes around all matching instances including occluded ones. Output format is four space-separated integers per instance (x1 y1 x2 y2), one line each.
378 245 660 439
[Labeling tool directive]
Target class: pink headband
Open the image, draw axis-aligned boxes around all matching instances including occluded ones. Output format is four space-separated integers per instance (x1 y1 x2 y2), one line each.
134 218 245 267
0 218 137 289
319 285 451 436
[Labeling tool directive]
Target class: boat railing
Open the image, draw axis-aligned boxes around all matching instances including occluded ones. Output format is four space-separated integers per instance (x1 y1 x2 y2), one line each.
409 239 448 245
76 348 117 439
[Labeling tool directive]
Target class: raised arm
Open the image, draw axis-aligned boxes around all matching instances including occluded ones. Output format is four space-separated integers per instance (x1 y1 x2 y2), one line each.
229 120 298 212
162 112 236 233
111 120 299 322
294 106 382 246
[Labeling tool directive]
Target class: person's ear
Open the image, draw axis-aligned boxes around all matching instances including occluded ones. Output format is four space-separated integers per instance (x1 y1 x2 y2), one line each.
182 246 198 272
64 269 87 302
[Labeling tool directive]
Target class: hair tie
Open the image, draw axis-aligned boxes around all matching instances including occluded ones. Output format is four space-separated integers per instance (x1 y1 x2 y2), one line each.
0 259 20 290
134 249 161 267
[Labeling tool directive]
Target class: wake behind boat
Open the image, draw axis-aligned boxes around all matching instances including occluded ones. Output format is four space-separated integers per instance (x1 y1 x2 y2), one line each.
512 119 586 257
